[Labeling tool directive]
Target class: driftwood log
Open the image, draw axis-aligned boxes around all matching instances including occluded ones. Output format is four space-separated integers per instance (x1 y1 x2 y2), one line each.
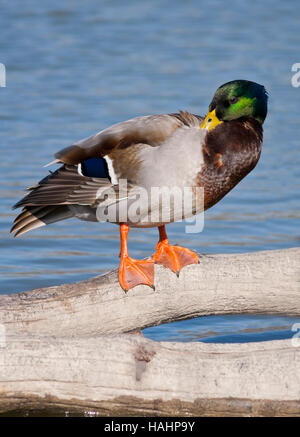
0 247 299 416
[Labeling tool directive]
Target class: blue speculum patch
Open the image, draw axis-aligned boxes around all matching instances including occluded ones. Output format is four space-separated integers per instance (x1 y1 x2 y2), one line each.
81 157 110 179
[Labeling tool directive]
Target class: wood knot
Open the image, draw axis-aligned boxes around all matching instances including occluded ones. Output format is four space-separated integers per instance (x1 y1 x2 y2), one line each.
134 344 156 381
134 344 156 362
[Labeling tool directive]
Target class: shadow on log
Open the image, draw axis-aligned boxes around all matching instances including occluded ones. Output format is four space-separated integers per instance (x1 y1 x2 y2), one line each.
0 248 299 416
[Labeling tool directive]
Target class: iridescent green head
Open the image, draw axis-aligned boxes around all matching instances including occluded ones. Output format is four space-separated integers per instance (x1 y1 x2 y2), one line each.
201 80 268 130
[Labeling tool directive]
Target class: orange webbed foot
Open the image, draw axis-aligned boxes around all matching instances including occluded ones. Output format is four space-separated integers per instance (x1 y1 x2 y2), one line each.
118 223 155 292
119 256 155 292
152 226 199 276
153 241 199 276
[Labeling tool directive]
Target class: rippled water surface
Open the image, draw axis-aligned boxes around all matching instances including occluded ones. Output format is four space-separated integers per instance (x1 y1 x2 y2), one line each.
1 0 299 342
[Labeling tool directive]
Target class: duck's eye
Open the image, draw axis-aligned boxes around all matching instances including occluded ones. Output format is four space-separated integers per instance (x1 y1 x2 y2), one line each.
229 96 238 104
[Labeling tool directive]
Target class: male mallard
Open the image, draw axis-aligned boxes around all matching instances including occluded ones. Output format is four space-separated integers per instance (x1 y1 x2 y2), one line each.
11 80 268 292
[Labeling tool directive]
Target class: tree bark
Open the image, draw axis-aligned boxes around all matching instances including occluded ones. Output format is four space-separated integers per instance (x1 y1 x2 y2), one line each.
0 248 299 337
0 334 299 416
0 247 299 416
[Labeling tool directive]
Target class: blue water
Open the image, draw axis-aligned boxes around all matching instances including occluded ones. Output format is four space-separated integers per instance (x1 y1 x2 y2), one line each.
0 0 299 343
144 314 300 343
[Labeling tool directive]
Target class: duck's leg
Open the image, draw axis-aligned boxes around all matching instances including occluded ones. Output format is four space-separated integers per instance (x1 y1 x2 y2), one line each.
152 225 199 276
118 223 155 292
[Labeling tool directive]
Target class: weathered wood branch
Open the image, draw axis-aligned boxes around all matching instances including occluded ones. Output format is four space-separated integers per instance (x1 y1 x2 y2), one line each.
0 334 299 416
0 248 299 416
0 248 299 337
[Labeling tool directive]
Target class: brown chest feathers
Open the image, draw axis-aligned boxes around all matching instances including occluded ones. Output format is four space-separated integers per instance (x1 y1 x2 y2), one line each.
197 117 263 210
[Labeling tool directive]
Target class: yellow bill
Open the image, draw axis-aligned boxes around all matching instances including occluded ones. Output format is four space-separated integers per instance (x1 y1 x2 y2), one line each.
200 109 223 131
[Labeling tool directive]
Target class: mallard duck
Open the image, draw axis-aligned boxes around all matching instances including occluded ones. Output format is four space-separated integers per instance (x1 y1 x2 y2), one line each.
11 80 268 292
